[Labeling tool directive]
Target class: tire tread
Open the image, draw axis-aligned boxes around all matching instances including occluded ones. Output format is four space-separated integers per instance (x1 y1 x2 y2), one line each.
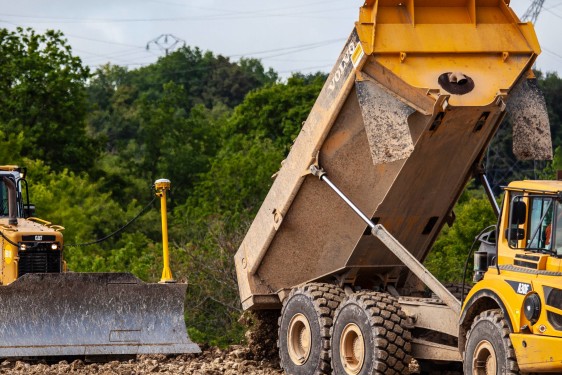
330 291 413 375
463 309 520 375
278 283 345 374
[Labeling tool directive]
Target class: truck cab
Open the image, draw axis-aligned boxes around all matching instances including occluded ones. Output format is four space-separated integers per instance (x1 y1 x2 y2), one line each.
462 181 562 373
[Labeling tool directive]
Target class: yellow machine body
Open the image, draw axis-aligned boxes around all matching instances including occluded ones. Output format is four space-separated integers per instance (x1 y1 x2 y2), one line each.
0 217 64 285
356 0 540 107
462 181 562 372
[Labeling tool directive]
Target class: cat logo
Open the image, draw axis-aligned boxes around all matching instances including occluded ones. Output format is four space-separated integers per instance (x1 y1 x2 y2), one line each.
35 235 43 241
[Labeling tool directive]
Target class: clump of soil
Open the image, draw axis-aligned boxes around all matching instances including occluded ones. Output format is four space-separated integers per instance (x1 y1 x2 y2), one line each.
240 310 280 366
0 345 282 375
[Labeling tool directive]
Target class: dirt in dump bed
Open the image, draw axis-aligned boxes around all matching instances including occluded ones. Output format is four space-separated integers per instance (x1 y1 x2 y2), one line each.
0 345 283 375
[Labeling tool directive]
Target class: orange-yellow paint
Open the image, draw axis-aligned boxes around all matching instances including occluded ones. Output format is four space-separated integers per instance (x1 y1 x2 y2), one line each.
355 0 540 106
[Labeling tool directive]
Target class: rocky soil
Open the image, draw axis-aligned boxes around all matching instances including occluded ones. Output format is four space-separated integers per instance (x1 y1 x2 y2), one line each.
0 345 283 375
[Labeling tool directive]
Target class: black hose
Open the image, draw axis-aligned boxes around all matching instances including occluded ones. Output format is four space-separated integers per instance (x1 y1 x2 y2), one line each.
66 196 157 248
0 230 19 247
461 225 497 303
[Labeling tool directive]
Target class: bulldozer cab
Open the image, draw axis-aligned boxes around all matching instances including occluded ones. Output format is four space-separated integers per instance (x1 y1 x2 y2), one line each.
0 167 35 219
0 167 25 216
0 180 10 217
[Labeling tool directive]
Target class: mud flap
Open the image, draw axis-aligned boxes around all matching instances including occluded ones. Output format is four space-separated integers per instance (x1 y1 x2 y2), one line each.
355 79 415 165
0 273 200 357
509 78 553 160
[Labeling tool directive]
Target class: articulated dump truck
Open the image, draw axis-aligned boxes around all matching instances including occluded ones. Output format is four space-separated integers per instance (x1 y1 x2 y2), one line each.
235 1 561 374
0 166 199 357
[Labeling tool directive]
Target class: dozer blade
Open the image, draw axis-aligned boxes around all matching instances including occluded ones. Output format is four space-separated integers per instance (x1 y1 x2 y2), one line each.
0 273 200 357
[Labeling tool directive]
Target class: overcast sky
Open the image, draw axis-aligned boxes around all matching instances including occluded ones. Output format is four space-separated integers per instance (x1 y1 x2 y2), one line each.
1 0 561 79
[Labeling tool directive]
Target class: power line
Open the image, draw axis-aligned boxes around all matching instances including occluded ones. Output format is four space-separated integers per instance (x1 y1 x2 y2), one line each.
65 34 145 49
278 64 333 74
228 38 345 58
544 7 562 20
0 5 351 24
546 2 562 10
543 47 562 60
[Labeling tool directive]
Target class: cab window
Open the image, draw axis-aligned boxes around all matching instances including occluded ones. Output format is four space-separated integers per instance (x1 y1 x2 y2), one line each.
554 201 562 256
0 181 8 216
527 196 554 251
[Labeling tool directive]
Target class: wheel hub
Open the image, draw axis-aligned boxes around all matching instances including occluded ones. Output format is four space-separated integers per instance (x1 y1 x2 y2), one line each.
472 340 497 375
340 323 365 375
287 313 312 366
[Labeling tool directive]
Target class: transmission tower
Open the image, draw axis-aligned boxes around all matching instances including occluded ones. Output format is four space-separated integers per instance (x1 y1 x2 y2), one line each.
522 0 545 24
146 34 186 56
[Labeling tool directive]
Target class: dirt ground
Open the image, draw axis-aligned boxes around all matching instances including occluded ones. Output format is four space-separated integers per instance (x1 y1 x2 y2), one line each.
0 346 283 375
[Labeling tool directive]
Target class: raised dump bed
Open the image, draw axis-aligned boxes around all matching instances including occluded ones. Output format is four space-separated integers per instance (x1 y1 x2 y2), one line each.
235 0 550 311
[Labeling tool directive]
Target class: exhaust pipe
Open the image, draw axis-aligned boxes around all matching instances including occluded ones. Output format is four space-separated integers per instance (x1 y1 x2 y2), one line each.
3 177 18 226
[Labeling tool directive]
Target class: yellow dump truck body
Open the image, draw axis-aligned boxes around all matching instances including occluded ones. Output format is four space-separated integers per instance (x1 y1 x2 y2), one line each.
235 0 550 310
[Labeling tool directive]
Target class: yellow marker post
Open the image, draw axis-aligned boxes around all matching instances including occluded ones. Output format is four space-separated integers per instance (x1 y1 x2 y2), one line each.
155 179 175 283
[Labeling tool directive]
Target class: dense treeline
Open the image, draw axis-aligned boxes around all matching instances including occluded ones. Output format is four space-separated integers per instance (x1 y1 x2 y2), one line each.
2 27 562 345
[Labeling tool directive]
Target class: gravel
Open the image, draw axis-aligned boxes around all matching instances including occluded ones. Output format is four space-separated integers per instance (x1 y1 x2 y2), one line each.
0 345 283 375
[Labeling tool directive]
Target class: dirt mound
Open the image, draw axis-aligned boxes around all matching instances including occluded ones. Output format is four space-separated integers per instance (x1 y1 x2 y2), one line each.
0 346 283 375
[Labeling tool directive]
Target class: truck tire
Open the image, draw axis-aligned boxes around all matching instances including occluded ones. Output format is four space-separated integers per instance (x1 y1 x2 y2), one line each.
463 309 519 375
444 283 472 302
278 283 345 375
330 291 412 375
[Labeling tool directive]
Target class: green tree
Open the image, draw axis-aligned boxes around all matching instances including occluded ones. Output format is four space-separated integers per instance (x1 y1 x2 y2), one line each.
23 159 162 276
171 72 326 345
86 51 278 205
538 72 562 146
226 73 326 147
129 48 278 110
0 28 99 171
425 189 497 282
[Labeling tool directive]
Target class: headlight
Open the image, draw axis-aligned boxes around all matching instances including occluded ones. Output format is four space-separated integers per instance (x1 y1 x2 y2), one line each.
523 293 542 325
19 244 26 251
51 243 58 250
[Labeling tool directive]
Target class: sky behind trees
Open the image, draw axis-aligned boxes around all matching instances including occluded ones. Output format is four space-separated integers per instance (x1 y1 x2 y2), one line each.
1 0 561 78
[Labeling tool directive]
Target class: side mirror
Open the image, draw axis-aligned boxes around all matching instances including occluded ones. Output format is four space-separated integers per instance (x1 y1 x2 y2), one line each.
511 201 527 225
24 204 35 218
505 227 525 241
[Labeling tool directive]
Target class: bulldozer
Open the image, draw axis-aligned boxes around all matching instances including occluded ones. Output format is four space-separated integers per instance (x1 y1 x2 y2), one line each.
235 0 562 373
0 165 199 357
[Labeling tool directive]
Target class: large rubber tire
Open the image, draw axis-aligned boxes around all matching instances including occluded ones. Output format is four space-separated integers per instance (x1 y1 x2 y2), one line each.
463 309 520 375
444 283 472 302
278 283 345 375
330 291 412 375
